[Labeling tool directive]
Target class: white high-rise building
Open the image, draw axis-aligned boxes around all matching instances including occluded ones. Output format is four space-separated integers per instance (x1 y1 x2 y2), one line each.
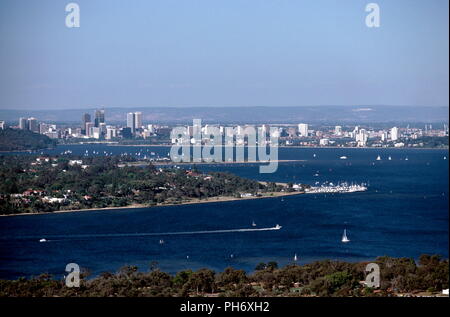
106 127 117 140
134 112 142 130
85 122 94 137
390 127 399 141
355 129 368 146
298 123 308 137
127 113 135 133
99 122 107 135
334 125 342 136
0 121 5 130
39 123 49 134
92 127 101 139
28 117 39 133
126 112 143 134
19 117 27 130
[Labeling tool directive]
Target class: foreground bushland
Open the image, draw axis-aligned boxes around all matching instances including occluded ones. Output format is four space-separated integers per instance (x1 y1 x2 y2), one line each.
1 255 447 297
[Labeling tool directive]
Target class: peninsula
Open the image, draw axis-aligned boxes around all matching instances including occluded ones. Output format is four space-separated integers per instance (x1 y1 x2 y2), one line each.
0 155 308 216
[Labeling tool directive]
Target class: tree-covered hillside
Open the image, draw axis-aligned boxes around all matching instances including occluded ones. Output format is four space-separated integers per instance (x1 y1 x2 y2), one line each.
0 155 287 214
0 128 56 151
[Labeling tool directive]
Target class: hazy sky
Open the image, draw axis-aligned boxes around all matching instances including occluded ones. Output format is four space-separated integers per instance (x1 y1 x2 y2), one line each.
0 0 448 110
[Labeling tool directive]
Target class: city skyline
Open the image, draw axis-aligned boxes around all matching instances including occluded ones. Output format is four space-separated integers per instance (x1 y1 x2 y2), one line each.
0 0 448 302
6 107 448 150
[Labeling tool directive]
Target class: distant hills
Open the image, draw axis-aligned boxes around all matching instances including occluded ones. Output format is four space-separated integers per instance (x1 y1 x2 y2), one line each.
0 106 448 124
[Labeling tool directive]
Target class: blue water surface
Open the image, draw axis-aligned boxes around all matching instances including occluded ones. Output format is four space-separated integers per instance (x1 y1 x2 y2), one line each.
0 146 448 279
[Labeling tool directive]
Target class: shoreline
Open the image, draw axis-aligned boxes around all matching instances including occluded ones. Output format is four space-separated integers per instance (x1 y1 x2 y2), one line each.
104 144 449 150
132 159 305 166
1 145 448 154
0 190 305 218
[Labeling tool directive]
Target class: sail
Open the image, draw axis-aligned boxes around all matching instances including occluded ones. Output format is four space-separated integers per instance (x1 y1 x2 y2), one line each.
342 229 350 243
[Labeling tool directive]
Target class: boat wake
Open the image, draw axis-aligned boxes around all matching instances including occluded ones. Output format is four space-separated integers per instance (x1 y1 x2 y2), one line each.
6 225 283 242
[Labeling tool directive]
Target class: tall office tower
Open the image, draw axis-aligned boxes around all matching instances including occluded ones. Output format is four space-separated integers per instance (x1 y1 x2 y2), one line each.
28 117 39 133
0 121 5 130
19 117 28 130
99 122 107 135
298 123 309 137
355 129 368 146
334 125 342 136
92 127 101 139
134 112 142 130
94 109 105 127
85 122 94 137
127 112 135 133
82 113 91 135
390 127 399 141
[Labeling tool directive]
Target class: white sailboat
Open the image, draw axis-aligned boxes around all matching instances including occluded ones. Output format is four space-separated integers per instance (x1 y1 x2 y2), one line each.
252 221 256 227
294 253 298 262
376 155 381 161
388 156 392 161
341 229 350 243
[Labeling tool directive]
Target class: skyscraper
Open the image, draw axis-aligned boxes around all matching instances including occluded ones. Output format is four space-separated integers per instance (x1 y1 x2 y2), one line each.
0 121 5 130
99 122 107 135
298 123 308 137
82 113 91 135
134 112 142 130
27 117 39 133
94 109 105 127
390 127 399 141
355 129 368 146
85 122 94 137
127 112 135 133
126 112 144 134
19 117 27 130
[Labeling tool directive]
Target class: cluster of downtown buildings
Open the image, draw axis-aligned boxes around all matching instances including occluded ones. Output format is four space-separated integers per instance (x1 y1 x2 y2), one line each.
5 110 159 140
283 123 448 147
1 111 448 148
80 110 158 140
173 122 449 148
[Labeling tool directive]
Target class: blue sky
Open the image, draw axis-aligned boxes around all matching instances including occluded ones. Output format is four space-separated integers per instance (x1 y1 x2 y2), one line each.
0 0 448 109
